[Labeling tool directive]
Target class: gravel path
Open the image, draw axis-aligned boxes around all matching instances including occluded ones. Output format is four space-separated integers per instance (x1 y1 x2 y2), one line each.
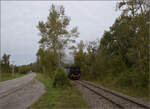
0 73 45 109
0 73 36 97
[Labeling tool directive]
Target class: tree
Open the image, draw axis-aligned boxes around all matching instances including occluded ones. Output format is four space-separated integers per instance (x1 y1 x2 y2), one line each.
37 4 79 74
1 53 11 73
74 40 99 78
117 0 149 16
74 41 87 77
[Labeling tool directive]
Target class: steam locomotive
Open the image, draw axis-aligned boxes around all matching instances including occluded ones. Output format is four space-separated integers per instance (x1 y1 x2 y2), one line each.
65 66 80 80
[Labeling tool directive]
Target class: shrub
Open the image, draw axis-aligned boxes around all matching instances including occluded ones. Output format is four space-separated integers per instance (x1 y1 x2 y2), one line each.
116 70 148 88
52 67 71 88
18 67 28 74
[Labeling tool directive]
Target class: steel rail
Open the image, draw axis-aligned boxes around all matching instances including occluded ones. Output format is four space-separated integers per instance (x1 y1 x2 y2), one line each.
76 80 124 109
80 80 149 109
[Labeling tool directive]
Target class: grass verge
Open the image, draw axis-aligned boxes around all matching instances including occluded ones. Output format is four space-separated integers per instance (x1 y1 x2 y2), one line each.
0 73 24 82
29 73 89 109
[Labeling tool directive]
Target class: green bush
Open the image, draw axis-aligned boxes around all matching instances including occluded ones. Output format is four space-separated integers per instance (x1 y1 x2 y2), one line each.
116 70 148 88
18 67 28 74
52 67 71 88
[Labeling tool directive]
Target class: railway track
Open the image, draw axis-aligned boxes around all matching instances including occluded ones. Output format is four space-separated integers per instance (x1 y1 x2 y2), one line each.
76 80 149 109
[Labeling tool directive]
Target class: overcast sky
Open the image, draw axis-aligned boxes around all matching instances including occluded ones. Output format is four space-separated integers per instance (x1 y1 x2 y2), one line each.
1 1 121 65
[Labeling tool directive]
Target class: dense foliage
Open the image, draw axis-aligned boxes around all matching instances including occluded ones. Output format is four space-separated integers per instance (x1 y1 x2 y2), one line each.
74 0 149 91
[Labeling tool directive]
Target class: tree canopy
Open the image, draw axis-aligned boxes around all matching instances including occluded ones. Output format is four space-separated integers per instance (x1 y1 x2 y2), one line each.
36 4 79 75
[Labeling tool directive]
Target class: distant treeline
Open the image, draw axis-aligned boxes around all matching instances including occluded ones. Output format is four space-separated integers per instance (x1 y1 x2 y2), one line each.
0 53 37 74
